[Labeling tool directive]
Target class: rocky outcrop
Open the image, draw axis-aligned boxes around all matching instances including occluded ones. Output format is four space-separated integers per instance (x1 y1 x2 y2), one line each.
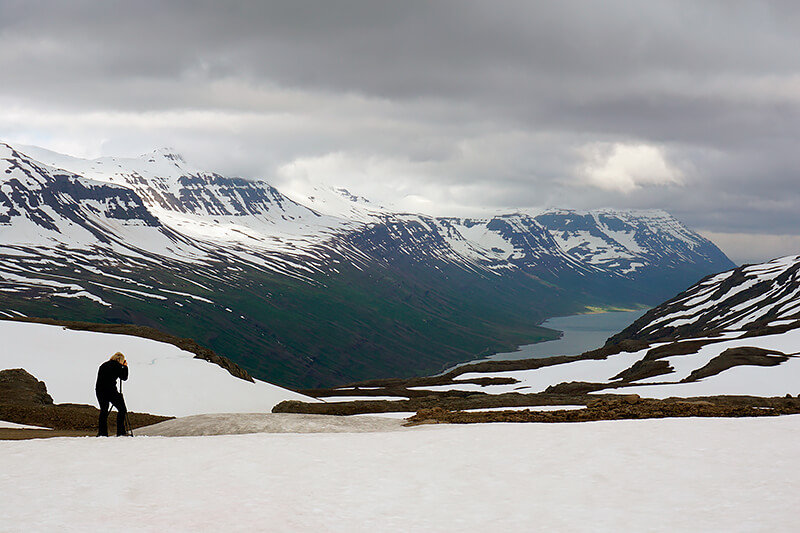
0 368 54 406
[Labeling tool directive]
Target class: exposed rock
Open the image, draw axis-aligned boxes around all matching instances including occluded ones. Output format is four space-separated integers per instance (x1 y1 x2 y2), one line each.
612 359 673 382
623 394 641 404
0 368 54 406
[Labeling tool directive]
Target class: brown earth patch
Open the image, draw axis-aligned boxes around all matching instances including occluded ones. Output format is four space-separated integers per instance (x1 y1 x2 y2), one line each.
0 403 172 434
0 428 95 440
300 339 653 400
277 389 800 425
405 395 800 425
543 381 609 394
643 339 721 360
682 346 790 382
742 320 800 339
275 392 595 416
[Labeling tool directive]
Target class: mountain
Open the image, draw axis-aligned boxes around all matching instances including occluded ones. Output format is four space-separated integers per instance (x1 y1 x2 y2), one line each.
311 255 800 401
0 142 734 388
608 254 800 343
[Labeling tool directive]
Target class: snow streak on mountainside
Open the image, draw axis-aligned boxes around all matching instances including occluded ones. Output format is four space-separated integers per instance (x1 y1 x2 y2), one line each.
0 142 735 387
611 255 800 342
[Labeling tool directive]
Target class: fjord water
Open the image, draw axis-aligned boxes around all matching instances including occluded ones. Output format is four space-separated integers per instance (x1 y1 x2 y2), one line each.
487 309 647 362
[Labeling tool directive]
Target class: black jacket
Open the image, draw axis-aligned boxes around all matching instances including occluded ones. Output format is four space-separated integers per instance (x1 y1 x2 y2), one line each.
95 360 128 393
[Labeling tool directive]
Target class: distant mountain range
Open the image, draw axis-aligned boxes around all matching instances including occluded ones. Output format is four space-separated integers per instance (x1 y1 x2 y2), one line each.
0 142 734 388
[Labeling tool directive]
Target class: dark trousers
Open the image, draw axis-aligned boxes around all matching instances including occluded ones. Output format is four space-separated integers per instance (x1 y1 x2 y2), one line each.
96 388 127 436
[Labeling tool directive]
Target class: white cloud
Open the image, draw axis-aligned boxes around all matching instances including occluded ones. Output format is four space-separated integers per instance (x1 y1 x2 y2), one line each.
579 142 684 193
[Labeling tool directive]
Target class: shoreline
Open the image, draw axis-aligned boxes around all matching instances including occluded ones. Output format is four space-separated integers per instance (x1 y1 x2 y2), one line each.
438 308 647 375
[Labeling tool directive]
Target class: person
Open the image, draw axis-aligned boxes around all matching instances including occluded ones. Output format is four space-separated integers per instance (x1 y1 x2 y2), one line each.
96 352 129 437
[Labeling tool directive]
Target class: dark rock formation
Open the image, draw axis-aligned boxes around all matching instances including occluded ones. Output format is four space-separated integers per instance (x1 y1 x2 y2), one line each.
0 368 54 406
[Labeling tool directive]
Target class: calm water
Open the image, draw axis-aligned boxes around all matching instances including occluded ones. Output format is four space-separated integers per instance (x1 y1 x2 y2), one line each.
487 309 647 362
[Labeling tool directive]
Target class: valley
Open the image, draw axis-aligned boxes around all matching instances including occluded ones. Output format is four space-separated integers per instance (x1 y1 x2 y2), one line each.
279 255 800 420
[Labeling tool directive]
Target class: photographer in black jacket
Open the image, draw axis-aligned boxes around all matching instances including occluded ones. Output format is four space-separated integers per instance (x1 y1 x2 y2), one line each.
96 352 129 437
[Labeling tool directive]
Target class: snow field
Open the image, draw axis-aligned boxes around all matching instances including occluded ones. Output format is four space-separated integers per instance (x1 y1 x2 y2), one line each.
405 327 800 400
2 415 799 532
413 349 652 395
0 320 315 418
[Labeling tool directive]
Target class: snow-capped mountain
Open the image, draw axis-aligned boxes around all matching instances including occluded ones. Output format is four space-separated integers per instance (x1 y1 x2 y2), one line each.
0 144 174 251
17 144 360 262
13 143 731 283
536 208 727 275
284 182 387 222
0 143 734 388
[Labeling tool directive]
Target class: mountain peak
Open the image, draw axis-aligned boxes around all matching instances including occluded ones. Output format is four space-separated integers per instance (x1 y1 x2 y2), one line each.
143 148 186 165
0 144 12 160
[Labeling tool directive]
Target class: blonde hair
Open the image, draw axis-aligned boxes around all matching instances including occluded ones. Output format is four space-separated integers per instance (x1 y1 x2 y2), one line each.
110 352 125 363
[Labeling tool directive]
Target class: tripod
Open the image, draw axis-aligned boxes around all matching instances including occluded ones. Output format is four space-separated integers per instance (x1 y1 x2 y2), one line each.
117 378 134 437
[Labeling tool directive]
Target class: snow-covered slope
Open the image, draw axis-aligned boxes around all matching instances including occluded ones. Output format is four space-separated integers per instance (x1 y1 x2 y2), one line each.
435 213 592 274
283 183 387 222
0 320 315 417
611 254 800 341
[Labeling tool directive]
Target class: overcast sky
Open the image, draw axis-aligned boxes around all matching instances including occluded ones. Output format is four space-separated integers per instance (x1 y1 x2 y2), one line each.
1 1 799 264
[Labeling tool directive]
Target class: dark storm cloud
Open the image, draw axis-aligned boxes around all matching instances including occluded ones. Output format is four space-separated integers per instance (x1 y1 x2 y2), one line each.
1 1 799 264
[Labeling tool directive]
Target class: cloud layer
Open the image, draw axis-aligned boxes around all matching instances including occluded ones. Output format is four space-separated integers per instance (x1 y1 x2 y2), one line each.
1 1 799 263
